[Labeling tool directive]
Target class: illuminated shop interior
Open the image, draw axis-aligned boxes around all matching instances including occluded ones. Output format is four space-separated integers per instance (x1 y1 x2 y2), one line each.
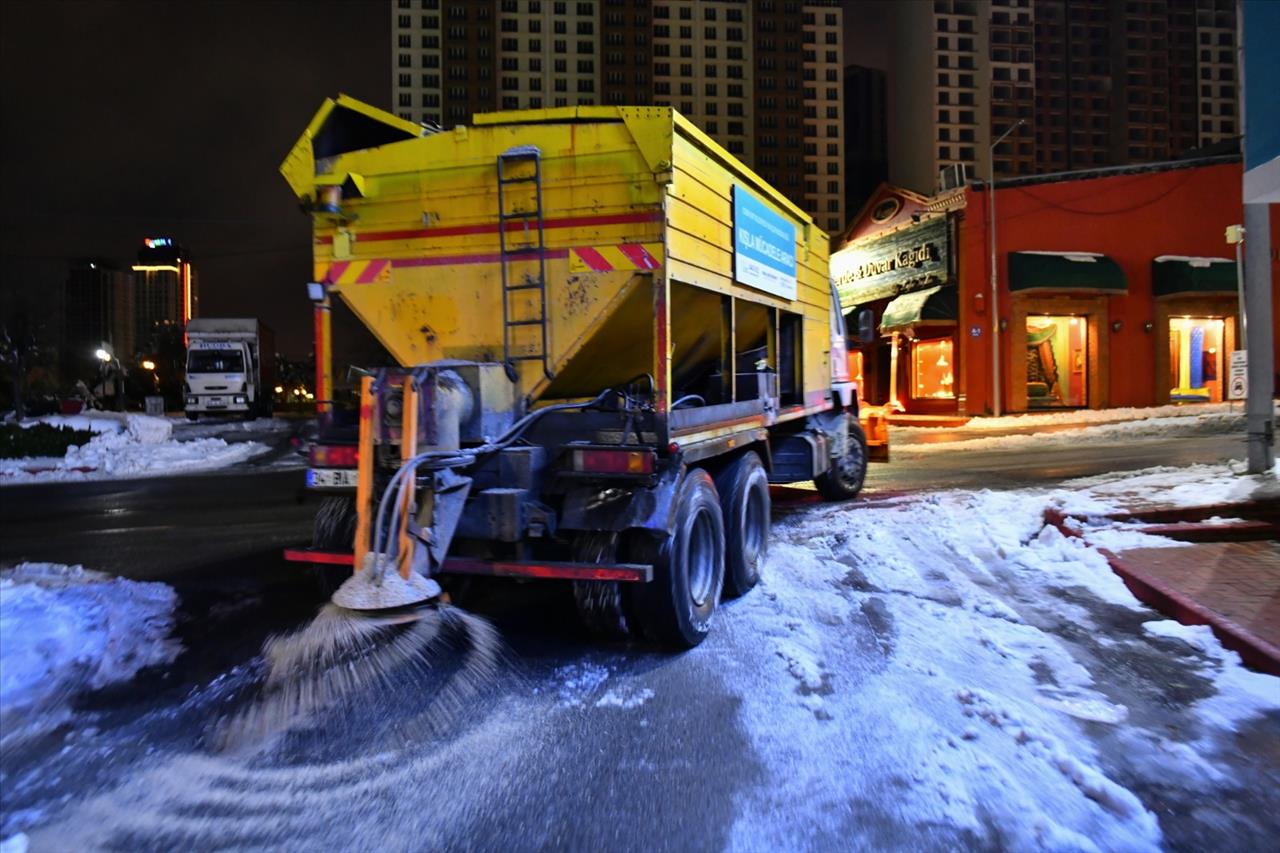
911 338 955 399
1026 315 1088 409
1169 316 1225 402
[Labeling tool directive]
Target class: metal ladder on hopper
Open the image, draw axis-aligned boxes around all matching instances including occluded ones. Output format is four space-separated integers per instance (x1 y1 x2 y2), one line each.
497 145 553 381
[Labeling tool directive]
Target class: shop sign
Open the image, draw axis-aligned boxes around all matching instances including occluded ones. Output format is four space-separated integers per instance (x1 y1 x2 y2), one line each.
1229 350 1247 400
733 185 797 300
831 216 950 308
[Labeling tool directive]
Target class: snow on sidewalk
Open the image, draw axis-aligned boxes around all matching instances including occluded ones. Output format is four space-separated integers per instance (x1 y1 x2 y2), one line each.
1056 459 1280 512
894 410 1245 455
0 563 181 742
0 414 267 484
721 466 1279 850
902 401 1243 433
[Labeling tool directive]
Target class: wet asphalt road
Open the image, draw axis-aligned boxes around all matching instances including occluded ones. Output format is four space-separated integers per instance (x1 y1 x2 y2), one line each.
0 429 1258 849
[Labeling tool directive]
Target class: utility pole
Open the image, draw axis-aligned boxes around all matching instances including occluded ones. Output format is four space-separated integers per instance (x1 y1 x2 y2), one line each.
1238 0 1276 474
988 119 1024 417
1242 211 1274 473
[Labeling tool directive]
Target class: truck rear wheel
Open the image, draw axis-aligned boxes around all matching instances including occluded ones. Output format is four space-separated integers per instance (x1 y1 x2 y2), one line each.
312 496 356 595
814 418 868 501
715 451 769 597
571 532 631 639
632 468 725 648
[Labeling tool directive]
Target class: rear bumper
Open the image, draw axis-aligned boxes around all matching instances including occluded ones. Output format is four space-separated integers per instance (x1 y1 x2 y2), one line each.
283 547 653 583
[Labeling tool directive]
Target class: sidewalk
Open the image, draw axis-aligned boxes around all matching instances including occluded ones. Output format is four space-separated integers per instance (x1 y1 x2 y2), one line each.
1050 499 1280 675
1103 539 1280 676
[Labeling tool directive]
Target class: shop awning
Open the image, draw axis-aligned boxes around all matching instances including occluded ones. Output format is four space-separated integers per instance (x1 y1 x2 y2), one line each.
1008 251 1126 293
1152 256 1237 297
879 285 958 332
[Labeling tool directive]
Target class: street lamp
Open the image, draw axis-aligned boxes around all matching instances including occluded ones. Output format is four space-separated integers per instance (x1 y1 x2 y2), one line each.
141 359 156 371
988 118 1024 418
95 348 112 363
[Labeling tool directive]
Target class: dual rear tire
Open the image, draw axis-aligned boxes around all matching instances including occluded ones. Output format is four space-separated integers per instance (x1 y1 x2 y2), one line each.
576 452 771 649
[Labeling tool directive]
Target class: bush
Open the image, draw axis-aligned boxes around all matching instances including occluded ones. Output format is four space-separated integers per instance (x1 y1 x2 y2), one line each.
0 423 95 459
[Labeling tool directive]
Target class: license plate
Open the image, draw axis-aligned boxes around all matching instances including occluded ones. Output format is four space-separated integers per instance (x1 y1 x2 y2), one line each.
207 397 225 407
308 468 358 489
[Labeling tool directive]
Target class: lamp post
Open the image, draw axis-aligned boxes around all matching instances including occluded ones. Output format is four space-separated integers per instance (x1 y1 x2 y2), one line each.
95 346 119 411
988 118 1024 417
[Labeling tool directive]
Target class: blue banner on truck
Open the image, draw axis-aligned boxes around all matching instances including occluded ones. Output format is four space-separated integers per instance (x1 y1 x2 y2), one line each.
733 186 797 300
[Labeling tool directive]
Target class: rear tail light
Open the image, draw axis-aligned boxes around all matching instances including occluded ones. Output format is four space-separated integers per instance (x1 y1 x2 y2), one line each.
310 444 359 467
571 448 655 475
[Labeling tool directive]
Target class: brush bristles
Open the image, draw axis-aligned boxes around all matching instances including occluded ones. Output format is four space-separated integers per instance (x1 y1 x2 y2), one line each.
214 604 502 752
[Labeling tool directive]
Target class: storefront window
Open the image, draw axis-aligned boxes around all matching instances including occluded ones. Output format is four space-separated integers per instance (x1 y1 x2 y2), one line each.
911 338 955 399
1026 316 1087 408
1169 317 1224 402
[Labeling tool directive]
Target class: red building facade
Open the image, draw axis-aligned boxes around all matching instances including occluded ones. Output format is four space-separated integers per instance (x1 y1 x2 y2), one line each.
834 157 1280 416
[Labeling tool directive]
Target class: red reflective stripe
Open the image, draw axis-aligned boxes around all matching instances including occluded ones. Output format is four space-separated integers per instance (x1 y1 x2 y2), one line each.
325 261 350 283
392 249 568 268
284 548 355 566
618 243 658 269
575 247 612 271
441 558 651 582
317 211 663 245
282 549 651 582
355 259 390 284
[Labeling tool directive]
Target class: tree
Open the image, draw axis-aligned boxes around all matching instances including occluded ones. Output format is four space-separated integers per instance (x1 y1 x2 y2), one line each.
0 313 50 422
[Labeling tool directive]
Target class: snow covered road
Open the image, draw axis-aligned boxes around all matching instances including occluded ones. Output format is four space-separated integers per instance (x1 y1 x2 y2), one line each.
2 466 1277 851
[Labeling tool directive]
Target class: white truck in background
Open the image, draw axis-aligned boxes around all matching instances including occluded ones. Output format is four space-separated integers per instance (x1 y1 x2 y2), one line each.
184 318 276 420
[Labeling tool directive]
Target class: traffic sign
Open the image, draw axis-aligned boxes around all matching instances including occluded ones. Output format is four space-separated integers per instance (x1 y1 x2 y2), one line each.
1229 350 1248 400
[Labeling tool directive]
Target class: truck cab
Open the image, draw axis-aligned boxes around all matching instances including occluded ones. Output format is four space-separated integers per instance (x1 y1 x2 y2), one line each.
184 318 275 420
186 342 253 416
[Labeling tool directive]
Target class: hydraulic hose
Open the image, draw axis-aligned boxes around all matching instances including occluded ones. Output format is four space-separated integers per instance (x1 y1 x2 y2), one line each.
369 388 617 568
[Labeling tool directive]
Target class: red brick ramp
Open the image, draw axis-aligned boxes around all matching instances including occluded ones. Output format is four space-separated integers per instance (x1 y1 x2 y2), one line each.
1099 541 1280 677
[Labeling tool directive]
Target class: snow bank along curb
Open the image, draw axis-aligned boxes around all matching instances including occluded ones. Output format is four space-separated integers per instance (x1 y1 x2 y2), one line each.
894 409 1245 454
0 563 181 733
0 413 268 484
895 401 1257 434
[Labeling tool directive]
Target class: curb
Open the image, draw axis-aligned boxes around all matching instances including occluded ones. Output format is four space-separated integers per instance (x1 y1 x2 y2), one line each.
1137 519 1276 542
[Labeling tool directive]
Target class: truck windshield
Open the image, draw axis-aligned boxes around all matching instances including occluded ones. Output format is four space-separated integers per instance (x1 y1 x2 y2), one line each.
188 350 245 373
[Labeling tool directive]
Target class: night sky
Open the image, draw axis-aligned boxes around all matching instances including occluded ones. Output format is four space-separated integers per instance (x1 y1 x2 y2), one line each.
0 0 389 357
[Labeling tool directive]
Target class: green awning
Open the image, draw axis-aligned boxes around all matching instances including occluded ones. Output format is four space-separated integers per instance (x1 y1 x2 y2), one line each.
1008 251 1126 293
880 285 958 332
1152 256 1236 297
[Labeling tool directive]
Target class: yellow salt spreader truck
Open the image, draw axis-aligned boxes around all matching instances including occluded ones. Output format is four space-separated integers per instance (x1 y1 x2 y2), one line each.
282 96 888 646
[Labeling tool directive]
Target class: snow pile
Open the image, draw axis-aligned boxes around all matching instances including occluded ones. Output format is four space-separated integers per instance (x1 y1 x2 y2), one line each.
721 469 1280 850
0 563 181 737
0 413 267 484
17 412 129 435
